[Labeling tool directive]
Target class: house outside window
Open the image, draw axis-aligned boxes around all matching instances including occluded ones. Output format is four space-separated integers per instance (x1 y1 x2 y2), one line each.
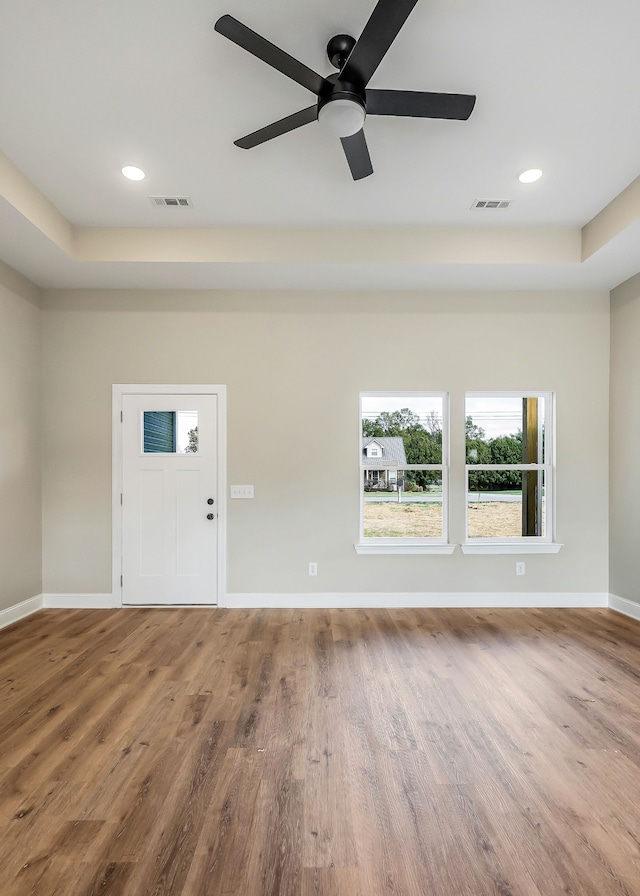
462 391 560 554
356 392 454 554
362 437 405 489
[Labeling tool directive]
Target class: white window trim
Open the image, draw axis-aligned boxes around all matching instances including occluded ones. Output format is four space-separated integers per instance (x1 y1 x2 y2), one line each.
355 541 457 555
461 542 562 555
356 391 455 554
462 390 561 555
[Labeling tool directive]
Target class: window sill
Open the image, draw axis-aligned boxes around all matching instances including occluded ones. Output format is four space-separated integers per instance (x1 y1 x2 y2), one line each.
460 543 563 555
354 543 457 555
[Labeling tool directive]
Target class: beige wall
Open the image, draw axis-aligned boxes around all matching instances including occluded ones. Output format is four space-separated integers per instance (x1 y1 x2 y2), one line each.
610 274 640 604
0 263 42 611
41 289 610 598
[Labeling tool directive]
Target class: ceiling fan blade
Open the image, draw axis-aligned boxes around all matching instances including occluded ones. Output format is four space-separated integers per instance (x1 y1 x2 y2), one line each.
234 106 317 149
215 15 325 96
367 89 476 120
339 0 419 89
341 130 373 180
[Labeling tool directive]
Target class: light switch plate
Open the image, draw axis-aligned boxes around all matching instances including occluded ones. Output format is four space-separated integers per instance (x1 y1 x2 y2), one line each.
230 485 254 499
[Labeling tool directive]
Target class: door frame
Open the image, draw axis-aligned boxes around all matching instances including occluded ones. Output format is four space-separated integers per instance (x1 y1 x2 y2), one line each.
112 384 227 607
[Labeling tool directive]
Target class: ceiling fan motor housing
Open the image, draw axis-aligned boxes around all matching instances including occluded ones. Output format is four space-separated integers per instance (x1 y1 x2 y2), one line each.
326 33 357 70
319 71 366 107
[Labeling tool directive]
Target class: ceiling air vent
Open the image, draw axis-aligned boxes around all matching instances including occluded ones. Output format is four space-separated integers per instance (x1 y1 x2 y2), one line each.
472 199 512 210
149 196 193 208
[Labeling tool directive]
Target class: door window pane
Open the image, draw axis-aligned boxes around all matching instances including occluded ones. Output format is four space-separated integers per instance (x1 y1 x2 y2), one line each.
143 410 198 454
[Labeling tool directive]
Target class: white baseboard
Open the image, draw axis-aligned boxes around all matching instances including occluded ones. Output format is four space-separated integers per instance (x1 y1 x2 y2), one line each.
2 592 614 620
608 593 640 622
225 592 609 609
0 594 44 630
43 593 117 609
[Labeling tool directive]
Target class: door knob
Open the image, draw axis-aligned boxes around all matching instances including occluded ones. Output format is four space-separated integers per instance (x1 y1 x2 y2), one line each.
207 513 215 520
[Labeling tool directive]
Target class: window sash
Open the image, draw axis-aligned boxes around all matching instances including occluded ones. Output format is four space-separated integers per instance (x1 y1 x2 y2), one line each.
465 466 552 543
359 391 449 545
361 467 449 544
361 464 444 471
464 391 553 544
465 464 547 471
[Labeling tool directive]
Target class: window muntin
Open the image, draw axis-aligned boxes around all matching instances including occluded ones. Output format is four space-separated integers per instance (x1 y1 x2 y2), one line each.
465 393 552 543
360 393 448 543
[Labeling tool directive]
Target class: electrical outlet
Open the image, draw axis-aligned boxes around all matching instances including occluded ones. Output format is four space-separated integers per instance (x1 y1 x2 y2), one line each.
516 562 525 576
308 562 317 576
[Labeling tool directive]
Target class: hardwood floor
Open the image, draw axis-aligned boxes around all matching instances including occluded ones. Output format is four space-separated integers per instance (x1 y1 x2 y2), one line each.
2 607 640 895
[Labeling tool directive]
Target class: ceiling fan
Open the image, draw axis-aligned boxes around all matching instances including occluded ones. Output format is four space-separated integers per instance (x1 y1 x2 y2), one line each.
214 0 476 181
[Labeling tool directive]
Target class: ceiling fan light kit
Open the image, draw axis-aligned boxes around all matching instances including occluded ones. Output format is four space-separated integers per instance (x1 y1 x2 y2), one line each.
214 0 476 180
317 96 366 138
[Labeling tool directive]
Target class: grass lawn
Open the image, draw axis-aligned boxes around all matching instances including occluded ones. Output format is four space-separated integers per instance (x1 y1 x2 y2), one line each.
364 502 443 537
364 500 538 538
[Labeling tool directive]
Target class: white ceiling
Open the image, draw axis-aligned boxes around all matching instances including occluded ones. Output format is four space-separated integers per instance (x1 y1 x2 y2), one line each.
1 0 640 292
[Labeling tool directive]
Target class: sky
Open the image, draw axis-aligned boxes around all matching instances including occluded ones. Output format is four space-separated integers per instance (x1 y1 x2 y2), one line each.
362 394 544 439
361 394 443 428
466 396 544 439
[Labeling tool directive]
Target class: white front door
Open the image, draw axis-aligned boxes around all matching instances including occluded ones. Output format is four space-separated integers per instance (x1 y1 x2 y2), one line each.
121 392 219 605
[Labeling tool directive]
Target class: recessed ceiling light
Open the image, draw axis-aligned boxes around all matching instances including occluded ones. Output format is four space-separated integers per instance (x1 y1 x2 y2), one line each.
121 165 145 181
518 168 543 184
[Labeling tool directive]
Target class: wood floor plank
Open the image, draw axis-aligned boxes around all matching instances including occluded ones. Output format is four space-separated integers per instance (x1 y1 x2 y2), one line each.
114 721 231 895
301 867 365 896
2 607 640 894
74 679 194 823
181 747 265 895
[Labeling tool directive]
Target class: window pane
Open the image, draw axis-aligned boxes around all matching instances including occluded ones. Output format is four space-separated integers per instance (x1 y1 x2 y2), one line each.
362 395 443 465
143 410 198 454
467 471 546 538
465 396 545 464
363 473 443 538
